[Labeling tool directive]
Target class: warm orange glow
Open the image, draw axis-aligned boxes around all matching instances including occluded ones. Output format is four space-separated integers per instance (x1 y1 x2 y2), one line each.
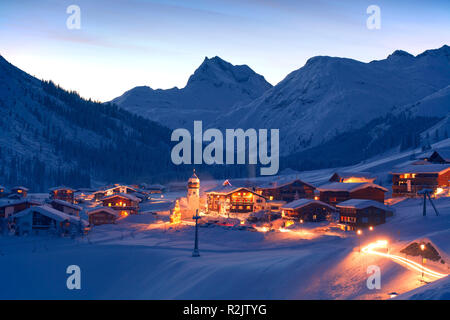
314 196 319 200
420 244 426 251
342 177 371 183
120 211 128 217
357 229 362 235
285 220 294 228
17 190 22 193
362 240 447 279
369 226 374 231
170 199 182 224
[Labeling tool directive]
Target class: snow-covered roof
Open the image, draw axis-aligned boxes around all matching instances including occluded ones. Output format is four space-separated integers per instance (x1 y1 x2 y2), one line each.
87 207 119 217
206 180 240 194
390 164 450 174
0 199 41 209
14 205 77 223
257 177 315 190
50 199 82 211
101 193 140 202
330 171 376 180
317 182 388 193
336 199 394 212
49 186 75 192
12 186 29 191
281 199 335 210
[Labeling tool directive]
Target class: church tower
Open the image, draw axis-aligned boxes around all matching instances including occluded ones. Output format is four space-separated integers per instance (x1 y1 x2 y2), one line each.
187 169 200 213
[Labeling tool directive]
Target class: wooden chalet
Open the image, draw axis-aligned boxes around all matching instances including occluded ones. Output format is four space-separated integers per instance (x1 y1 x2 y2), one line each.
281 199 335 222
87 207 118 226
49 186 75 203
336 199 394 231
391 164 450 197
317 182 388 206
0 199 41 219
101 193 140 216
256 178 315 202
206 180 267 215
13 205 88 235
10 186 29 198
49 199 82 217
329 171 376 183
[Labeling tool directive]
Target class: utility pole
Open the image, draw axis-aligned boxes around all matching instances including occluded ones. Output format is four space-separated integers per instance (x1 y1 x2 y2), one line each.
192 209 200 257
419 189 439 216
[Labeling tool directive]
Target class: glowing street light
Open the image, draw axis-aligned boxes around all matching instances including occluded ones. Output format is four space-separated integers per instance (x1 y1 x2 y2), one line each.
420 243 426 281
369 226 374 231
357 229 363 252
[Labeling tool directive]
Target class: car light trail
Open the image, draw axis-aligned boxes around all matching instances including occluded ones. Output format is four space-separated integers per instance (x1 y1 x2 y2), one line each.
362 240 448 279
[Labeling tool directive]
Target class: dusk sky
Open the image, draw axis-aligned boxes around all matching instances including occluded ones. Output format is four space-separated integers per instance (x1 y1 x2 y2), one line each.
1 0 449 101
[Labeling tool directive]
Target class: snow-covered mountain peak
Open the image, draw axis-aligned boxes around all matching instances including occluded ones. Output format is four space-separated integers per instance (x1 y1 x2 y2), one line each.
111 56 272 128
186 55 268 87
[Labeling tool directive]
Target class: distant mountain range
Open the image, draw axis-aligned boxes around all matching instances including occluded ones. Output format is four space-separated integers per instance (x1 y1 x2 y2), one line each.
112 46 450 158
0 45 449 189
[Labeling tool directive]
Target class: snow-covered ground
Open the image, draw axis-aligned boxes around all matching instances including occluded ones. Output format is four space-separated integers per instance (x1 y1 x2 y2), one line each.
2 142 450 300
1 194 448 299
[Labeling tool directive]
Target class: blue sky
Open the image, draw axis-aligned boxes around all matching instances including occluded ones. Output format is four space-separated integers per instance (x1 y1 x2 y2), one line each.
1 0 449 101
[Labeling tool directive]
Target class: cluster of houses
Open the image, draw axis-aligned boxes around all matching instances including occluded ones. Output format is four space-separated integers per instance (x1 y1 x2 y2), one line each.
1 148 449 236
198 174 393 232
0 183 160 236
193 148 450 232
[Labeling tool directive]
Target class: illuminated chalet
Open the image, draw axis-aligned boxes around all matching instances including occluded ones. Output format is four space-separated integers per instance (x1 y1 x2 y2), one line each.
87 207 118 226
337 199 394 231
317 182 388 206
391 164 450 197
101 193 140 216
281 199 335 222
10 186 29 198
206 180 267 214
49 186 75 203
256 178 315 202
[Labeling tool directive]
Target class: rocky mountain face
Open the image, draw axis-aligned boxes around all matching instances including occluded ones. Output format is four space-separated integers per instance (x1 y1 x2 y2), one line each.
111 56 272 129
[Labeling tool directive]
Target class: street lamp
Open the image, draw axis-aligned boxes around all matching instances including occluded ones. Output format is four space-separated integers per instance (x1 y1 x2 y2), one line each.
192 209 201 257
369 226 374 231
357 229 362 252
420 243 426 281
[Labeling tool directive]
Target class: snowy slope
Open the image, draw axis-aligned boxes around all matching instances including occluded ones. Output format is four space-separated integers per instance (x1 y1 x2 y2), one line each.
111 56 272 129
214 45 450 155
0 55 174 190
